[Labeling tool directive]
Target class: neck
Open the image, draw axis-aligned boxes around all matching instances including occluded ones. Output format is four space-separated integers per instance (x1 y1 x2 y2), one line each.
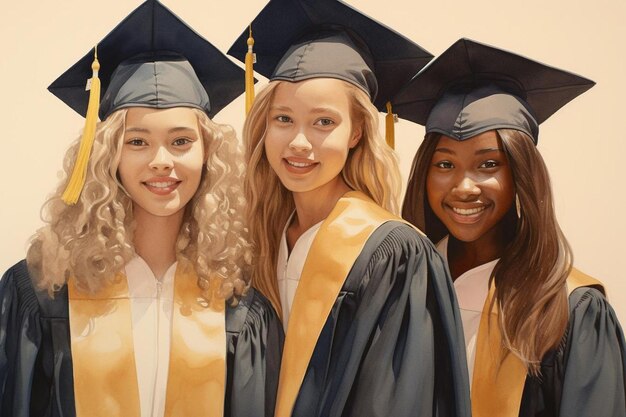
446 218 515 280
132 206 184 280
287 177 351 250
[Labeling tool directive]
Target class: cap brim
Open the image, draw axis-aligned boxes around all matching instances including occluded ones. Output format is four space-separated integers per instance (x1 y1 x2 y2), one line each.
393 38 595 125
49 0 247 118
228 0 432 110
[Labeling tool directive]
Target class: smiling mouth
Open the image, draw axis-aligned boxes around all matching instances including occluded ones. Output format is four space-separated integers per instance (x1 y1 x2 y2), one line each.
285 160 315 168
283 158 318 174
452 206 486 216
145 180 179 188
142 180 181 195
446 204 489 224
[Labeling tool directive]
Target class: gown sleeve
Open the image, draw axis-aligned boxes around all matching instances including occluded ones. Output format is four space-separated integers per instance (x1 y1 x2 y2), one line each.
0 260 43 417
225 287 284 417
558 287 626 417
305 222 470 417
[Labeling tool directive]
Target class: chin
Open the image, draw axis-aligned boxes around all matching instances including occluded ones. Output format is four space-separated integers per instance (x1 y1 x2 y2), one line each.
448 227 486 244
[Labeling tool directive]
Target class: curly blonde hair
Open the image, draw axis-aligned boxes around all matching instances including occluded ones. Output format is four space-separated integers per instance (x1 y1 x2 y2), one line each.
27 108 251 304
243 80 401 317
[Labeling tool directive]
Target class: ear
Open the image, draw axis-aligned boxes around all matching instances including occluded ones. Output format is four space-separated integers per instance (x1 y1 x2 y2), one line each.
349 125 362 149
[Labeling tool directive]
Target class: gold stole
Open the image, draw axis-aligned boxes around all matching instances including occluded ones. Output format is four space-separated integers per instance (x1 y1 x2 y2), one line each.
68 262 226 417
471 268 604 417
273 191 404 417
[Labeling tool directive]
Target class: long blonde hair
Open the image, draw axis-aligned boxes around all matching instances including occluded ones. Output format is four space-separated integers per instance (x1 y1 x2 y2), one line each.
27 108 251 304
402 129 571 375
243 80 401 317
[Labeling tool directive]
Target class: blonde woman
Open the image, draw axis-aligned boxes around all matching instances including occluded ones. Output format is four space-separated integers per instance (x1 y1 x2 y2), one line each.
228 1 470 416
0 2 282 417
396 38 626 417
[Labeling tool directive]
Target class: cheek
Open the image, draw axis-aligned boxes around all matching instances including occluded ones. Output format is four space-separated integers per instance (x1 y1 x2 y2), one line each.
488 174 515 206
116 157 135 187
323 128 354 158
188 147 206 168
263 137 281 171
425 171 445 207
264 127 284 155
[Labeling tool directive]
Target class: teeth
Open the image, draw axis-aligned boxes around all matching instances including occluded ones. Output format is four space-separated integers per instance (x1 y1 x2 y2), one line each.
452 206 485 215
287 160 313 168
146 181 177 188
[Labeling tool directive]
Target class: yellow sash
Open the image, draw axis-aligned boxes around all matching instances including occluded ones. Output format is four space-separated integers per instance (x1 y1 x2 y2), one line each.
471 268 604 417
68 261 226 417
273 191 404 417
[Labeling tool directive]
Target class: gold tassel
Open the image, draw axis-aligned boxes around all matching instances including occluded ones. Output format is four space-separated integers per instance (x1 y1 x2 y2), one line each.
245 25 255 115
385 101 395 149
62 46 101 205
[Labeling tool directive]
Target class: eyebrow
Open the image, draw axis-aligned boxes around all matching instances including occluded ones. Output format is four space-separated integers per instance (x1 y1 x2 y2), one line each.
269 105 341 116
475 147 504 155
269 105 292 112
310 107 341 117
434 147 454 155
124 126 196 134
433 147 504 155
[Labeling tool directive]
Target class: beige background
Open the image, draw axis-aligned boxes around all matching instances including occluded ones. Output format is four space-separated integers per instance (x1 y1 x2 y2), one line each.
1 0 624 321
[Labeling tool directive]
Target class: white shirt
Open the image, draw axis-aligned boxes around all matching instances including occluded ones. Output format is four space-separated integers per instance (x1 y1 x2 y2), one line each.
436 236 497 385
125 256 176 417
276 213 323 331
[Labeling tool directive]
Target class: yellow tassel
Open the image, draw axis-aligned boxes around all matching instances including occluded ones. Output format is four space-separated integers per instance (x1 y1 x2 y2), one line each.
245 25 255 115
62 47 101 205
385 101 395 149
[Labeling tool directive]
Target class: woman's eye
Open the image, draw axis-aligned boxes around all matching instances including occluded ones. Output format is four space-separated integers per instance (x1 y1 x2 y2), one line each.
275 115 292 123
315 118 334 127
479 160 499 169
172 137 192 146
126 138 147 146
434 161 453 169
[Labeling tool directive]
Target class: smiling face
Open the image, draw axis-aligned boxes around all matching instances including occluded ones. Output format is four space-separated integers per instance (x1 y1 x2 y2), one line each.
426 130 515 246
264 78 361 198
118 107 205 219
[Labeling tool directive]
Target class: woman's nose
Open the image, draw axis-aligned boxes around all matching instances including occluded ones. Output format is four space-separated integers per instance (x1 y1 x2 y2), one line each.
149 146 174 171
452 176 481 200
288 132 313 153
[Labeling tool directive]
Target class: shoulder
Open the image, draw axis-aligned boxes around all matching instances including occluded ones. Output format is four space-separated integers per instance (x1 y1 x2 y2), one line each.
1 260 40 315
361 221 443 266
567 268 612 316
355 221 444 269
226 287 281 334
568 285 616 319
1 260 68 319
564 281 623 350
348 221 450 293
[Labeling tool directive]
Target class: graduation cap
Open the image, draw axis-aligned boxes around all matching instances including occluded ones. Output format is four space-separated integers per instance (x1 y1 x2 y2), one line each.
227 0 433 147
392 38 595 144
48 0 246 204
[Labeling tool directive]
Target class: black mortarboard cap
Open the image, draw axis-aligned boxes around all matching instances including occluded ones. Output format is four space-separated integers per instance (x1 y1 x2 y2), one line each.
49 0 246 119
392 38 595 143
227 0 433 111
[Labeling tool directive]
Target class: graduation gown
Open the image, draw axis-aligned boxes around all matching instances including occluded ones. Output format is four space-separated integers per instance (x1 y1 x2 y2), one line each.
0 259 283 417
518 285 626 416
438 233 626 417
275 192 471 417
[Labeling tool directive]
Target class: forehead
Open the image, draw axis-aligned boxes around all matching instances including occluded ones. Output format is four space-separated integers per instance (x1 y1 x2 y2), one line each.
124 107 199 130
436 130 502 152
271 79 352 110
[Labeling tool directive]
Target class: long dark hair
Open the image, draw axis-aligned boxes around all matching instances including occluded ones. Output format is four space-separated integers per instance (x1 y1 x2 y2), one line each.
402 129 571 375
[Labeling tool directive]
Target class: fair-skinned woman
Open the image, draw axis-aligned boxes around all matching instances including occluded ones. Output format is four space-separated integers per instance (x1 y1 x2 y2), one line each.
0 2 282 416
265 79 361 255
395 38 626 417
228 1 471 416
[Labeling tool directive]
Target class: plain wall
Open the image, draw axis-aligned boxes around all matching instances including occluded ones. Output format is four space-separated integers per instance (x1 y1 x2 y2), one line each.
1 0 624 321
